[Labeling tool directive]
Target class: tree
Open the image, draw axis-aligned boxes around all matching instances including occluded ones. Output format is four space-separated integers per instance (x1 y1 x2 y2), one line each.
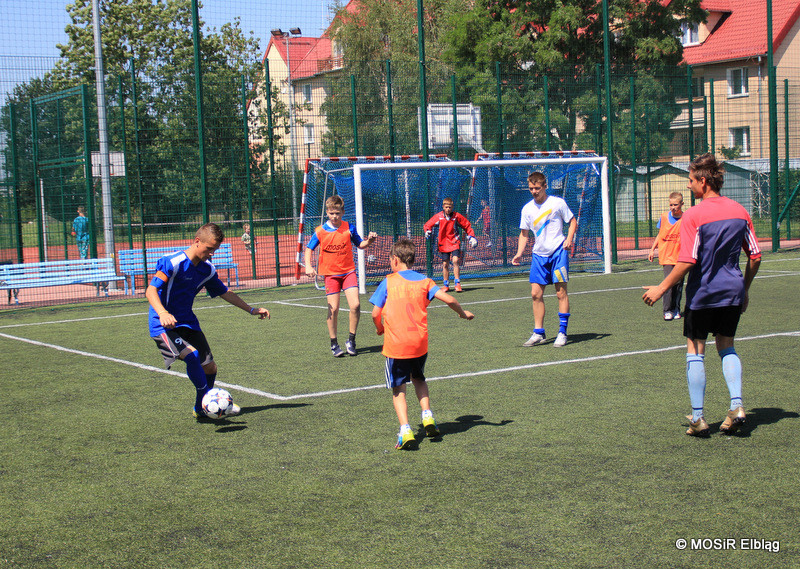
442 0 705 159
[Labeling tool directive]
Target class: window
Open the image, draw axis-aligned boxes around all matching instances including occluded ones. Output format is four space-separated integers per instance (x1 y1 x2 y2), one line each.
304 123 315 144
680 22 700 46
727 68 748 97
303 84 312 104
729 126 750 156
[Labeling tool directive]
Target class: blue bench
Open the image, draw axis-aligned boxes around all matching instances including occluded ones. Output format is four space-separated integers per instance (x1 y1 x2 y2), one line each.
118 243 239 295
0 257 126 304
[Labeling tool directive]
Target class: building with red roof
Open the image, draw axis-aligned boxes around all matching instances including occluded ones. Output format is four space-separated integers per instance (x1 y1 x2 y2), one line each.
666 0 800 160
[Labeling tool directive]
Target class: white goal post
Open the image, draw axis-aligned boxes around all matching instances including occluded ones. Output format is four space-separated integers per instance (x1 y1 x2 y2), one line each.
352 156 611 294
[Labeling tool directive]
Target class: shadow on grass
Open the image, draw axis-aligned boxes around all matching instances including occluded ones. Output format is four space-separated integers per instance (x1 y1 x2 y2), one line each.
418 414 513 444
199 403 312 434
558 332 610 345
709 407 799 438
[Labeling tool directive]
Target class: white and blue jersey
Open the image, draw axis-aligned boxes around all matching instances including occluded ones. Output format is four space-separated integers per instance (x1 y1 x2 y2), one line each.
148 250 228 336
519 195 574 257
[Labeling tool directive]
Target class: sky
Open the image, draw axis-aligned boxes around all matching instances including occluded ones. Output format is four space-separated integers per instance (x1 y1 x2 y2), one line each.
0 0 339 104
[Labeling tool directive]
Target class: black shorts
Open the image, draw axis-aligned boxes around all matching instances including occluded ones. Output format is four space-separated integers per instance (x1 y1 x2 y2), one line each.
438 249 462 262
683 306 742 340
152 327 213 369
384 354 428 389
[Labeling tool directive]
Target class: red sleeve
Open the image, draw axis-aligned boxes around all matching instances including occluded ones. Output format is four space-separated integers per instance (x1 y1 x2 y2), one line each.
423 212 440 232
455 212 475 237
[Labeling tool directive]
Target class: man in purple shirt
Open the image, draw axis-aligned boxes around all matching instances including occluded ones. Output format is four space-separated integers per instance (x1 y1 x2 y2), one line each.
643 154 761 437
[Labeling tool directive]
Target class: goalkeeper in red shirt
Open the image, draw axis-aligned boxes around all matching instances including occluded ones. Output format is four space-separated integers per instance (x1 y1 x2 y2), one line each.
423 197 477 292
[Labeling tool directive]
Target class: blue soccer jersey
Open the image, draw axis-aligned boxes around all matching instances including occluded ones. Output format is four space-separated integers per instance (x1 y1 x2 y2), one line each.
148 250 228 336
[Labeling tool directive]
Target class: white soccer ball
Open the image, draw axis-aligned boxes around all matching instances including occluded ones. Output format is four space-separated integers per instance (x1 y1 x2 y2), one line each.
201 388 233 419
367 254 376 263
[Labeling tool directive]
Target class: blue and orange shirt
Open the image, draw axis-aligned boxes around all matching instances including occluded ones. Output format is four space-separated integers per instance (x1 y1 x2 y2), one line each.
369 270 439 359
678 196 761 310
306 221 364 276
147 250 228 336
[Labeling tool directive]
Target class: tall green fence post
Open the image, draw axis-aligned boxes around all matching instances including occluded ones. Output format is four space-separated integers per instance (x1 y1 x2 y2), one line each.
118 75 134 250
350 74 359 156
29 99 44 261
130 59 149 282
645 103 653 237
386 60 400 239
601 0 616 262
80 84 98 259
451 74 459 161
687 65 694 162
495 62 508 265
630 77 638 249
241 75 256 279
767 0 779 251
784 78 791 239
10 103 23 262
191 0 209 222
264 59 281 286
709 78 715 154
544 75 550 151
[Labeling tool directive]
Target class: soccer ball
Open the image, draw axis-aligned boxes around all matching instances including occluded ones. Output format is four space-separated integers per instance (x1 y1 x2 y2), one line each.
367 254 376 263
201 388 233 419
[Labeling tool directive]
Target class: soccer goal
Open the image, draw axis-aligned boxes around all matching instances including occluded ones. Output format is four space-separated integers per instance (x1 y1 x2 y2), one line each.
297 152 610 294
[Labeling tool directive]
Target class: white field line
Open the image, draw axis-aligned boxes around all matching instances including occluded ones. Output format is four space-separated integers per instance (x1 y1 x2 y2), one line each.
0 331 288 401
2 330 799 402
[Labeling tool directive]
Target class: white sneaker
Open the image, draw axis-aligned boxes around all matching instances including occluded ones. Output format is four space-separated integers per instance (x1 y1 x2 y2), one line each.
553 332 567 347
663 312 673 321
673 311 682 320
222 403 241 417
523 332 546 346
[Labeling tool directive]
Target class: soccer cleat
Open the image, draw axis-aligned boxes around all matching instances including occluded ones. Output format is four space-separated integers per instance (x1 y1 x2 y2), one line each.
422 415 440 437
720 406 746 435
345 339 357 356
523 332 546 346
441 285 449 293
395 430 417 450
685 415 710 437
664 312 674 321
553 332 568 347
331 344 345 357
454 283 463 293
222 403 241 417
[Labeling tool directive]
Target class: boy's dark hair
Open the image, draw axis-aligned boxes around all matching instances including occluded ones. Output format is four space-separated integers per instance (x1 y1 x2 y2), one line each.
197 222 224 243
527 172 546 185
77 206 86 214
689 153 725 192
390 237 416 266
325 195 345 210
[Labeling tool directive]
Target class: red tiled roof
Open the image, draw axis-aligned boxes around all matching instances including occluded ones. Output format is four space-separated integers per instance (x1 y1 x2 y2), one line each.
264 36 334 80
684 0 800 65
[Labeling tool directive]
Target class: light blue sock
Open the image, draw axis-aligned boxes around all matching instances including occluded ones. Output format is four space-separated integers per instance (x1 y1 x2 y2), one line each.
558 312 570 335
686 354 706 421
719 347 743 410
443 280 449 287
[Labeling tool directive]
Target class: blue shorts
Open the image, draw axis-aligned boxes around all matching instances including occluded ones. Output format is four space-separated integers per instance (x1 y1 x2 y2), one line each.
384 354 428 389
529 247 569 285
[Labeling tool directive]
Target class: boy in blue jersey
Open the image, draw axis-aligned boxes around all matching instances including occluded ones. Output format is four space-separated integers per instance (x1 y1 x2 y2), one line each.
643 154 761 437
146 223 270 420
